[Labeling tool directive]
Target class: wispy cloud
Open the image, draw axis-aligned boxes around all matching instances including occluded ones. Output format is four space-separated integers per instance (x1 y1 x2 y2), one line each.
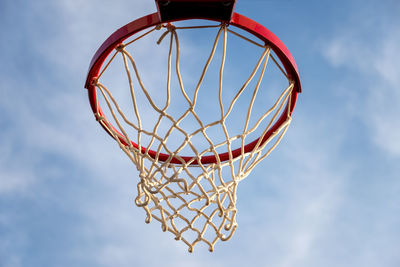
321 6 400 157
0 167 34 195
231 115 347 267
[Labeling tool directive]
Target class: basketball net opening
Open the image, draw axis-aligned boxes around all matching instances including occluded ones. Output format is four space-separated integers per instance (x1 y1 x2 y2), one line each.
92 23 294 252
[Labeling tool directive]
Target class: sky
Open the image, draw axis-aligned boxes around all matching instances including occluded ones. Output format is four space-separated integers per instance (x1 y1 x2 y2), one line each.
0 0 399 266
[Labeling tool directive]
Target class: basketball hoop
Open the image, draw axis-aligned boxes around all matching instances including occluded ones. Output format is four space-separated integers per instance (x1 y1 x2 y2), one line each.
85 0 301 252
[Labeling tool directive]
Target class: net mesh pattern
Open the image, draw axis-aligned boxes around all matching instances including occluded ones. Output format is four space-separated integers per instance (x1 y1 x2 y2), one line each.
92 23 294 252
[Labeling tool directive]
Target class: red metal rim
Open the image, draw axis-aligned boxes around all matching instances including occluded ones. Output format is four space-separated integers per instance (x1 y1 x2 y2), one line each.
85 12 301 165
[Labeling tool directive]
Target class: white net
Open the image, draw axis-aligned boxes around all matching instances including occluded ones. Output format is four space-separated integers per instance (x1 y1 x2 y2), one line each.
92 22 294 252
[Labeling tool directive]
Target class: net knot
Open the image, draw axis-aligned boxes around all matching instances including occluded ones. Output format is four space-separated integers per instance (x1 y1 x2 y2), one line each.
164 23 176 31
115 43 126 52
94 113 104 122
91 77 99 86
157 23 176 45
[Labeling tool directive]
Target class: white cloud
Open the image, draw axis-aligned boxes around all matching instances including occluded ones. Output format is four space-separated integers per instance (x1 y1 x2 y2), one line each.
270 123 345 267
368 86 400 156
0 169 34 195
37 0 156 75
0 131 36 195
374 33 400 85
322 20 400 157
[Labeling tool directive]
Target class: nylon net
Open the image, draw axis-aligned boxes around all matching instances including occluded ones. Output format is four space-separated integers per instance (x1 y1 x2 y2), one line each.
92 22 294 252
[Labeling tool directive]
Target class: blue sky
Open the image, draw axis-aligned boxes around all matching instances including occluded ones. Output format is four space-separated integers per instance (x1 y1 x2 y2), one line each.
1 0 399 266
